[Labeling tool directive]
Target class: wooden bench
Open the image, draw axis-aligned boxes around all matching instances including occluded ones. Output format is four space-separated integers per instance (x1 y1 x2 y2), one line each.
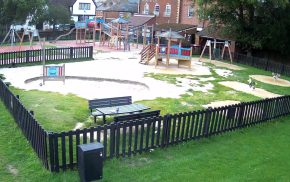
89 96 132 123
114 110 160 122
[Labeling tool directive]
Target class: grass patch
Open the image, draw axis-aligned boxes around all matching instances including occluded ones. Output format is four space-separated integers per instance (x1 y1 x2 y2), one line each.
104 116 290 181
0 100 79 182
11 87 88 132
1 100 290 181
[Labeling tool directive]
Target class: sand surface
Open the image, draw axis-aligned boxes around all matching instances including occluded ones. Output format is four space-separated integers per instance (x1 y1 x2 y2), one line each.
200 58 245 70
219 81 281 98
0 49 211 101
250 75 290 87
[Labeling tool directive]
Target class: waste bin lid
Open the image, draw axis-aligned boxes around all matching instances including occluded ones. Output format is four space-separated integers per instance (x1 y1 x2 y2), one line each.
78 143 104 152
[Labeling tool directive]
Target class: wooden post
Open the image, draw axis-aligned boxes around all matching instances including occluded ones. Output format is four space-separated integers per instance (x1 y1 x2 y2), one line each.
93 17 96 46
143 24 147 48
221 41 233 63
151 25 154 44
167 38 171 67
199 40 211 61
136 28 139 48
155 37 160 67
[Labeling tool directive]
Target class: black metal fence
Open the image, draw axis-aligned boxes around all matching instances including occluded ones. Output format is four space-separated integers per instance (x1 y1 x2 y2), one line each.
0 46 93 66
231 52 290 77
204 48 290 77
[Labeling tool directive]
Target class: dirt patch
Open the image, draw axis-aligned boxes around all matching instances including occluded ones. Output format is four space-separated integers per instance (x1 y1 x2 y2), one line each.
203 100 240 108
147 59 211 76
7 165 18 176
201 58 245 70
250 75 290 87
219 81 281 98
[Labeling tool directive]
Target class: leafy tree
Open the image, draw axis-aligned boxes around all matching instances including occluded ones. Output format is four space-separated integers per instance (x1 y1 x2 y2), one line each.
197 0 290 56
0 0 46 26
36 2 71 30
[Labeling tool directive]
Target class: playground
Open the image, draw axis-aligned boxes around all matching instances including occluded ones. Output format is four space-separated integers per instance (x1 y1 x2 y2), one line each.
1 17 290 182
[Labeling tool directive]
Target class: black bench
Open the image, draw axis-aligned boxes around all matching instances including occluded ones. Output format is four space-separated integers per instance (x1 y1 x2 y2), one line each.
114 110 161 122
89 96 132 123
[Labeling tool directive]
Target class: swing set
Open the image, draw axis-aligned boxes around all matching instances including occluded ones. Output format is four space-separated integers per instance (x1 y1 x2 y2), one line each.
199 40 233 63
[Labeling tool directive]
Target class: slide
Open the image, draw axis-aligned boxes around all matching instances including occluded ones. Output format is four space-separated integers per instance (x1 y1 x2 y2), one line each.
52 28 76 43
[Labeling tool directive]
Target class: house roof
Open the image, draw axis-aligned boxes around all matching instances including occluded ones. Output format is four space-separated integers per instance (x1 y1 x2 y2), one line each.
111 17 129 24
156 30 184 39
197 26 234 41
155 23 197 33
48 0 76 6
96 0 138 12
128 15 155 27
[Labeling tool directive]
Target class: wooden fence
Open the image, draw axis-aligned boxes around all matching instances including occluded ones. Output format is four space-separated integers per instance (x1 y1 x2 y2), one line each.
0 46 93 66
48 96 290 172
0 80 49 169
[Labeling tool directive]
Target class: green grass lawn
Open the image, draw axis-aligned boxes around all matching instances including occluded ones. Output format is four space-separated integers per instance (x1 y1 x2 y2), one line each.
1 100 290 181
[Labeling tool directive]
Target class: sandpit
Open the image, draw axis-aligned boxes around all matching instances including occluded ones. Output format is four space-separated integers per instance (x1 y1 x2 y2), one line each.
219 81 281 98
250 75 290 87
203 100 241 108
200 58 245 70
0 50 212 101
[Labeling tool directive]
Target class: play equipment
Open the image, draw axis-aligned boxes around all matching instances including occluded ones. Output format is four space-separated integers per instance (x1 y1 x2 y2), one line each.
155 30 192 68
199 40 233 63
53 28 76 43
1 25 41 51
98 17 130 51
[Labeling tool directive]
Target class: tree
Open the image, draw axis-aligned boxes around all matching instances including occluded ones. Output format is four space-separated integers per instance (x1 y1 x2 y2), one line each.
37 2 71 30
197 0 290 56
0 0 46 26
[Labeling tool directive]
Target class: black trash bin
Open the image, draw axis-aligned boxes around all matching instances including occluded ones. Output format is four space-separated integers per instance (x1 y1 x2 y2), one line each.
78 143 104 182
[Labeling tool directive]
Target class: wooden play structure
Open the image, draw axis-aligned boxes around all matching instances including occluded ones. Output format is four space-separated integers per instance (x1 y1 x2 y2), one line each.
155 30 192 68
199 40 233 63
74 17 104 45
98 17 130 50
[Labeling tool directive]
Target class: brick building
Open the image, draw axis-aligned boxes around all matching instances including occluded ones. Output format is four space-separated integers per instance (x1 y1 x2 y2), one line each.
138 0 206 45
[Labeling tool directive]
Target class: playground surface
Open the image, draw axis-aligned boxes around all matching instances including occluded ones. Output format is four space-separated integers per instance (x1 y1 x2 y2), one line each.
0 40 142 53
0 48 212 101
0 43 286 103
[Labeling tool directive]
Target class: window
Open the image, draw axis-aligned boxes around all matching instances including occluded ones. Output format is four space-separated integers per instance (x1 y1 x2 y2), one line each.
188 6 194 17
144 3 149 14
164 4 171 17
154 4 160 16
79 3 91 10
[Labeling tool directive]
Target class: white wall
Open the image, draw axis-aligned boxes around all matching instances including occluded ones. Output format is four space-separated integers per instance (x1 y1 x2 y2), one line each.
72 0 96 16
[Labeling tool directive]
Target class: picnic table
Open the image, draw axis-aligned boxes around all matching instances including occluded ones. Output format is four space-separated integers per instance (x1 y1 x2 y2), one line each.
96 103 150 123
